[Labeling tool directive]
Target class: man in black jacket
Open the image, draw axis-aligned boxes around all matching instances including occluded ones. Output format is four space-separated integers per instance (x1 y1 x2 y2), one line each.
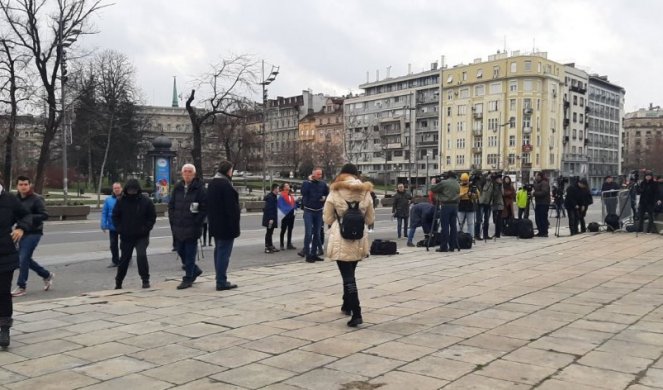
392 183 412 239
11 176 53 297
207 161 239 291
533 172 551 237
112 179 156 289
637 171 662 233
169 164 206 290
564 178 582 235
0 179 31 348
299 168 329 262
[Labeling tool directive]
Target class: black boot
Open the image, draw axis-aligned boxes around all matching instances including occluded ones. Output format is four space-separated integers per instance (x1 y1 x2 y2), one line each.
0 318 12 348
346 292 362 327
340 293 351 316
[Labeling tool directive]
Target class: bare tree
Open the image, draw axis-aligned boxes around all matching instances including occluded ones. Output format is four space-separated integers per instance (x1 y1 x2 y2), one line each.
0 37 34 187
185 55 256 179
0 0 107 193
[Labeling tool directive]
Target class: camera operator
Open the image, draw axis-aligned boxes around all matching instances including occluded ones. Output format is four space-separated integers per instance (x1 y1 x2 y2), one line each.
564 177 582 235
624 171 639 219
552 182 566 219
476 171 493 240
637 171 662 233
578 178 593 233
491 174 505 238
533 172 551 237
430 171 460 252
458 173 479 240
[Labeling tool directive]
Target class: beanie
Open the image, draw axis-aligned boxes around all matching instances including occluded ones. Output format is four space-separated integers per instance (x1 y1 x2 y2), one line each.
340 163 359 176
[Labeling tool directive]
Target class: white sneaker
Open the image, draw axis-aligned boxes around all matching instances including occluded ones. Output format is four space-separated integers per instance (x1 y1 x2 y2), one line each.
11 287 26 297
368 229 374 233
43 272 54 291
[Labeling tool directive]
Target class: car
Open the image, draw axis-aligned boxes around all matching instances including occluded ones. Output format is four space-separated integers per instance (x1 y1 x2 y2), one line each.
591 188 601 196
234 170 244 177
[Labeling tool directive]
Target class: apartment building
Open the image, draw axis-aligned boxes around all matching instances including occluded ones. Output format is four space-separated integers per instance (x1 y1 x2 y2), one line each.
561 64 590 179
298 97 345 177
264 90 326 174
623 104 663 176
344 67 440 188
440 51 565 182
587 75 625 189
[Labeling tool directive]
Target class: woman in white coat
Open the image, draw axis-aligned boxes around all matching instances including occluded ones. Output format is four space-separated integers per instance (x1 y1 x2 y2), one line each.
323 163 375 327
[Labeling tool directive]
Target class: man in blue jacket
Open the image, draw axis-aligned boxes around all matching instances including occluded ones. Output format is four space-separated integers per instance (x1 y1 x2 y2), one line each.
299 168 329 262
101 182 122 268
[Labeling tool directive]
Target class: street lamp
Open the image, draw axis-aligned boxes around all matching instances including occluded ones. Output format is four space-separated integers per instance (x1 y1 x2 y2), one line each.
260 60 279 195
495 115 515 172
402 105 416 194
425 150 432 193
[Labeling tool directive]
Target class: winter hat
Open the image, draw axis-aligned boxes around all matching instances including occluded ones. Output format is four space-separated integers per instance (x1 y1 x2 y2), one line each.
460 173 470 182
340 163 359 176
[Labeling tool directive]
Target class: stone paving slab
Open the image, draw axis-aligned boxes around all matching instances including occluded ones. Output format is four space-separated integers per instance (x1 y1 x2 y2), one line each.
1 232 663 389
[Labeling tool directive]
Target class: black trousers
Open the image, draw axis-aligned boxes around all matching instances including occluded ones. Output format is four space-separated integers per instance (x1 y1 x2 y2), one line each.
0 269 14 319
493 210 503 238
567 208 579 235
201 223 212 245
116 236 150 284
280 213 294 247
337 261 360 313
265 227 275 248
109 231 120 265
638 203 656 233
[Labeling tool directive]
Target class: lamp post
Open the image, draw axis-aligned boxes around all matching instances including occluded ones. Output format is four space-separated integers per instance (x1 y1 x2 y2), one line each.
425 150 432 193
403 105 416 194
58 19 79 204
260 60 279 195
495 114 515 172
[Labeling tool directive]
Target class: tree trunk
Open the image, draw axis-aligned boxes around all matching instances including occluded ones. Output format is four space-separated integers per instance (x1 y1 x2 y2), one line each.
185 89 203 180
96 113 115 208
2 88 17 189
87 126 93 188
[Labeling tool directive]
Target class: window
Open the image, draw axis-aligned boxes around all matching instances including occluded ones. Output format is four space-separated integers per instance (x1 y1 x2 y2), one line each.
509 135 516 147
509 80 517 92
493 66 500 78
447 90 453 100
447 123 451 133
510 62 517 73
523 80 533 92
456 155 465 165
456 122 465 132
488 118 498 131
573 96 577 105
446 75 454 84
488 136 497 147
473 103 483 113
573 113 577 123
510 99 516 111
489 100 499 111
473 154 482 167
524 61 532 71
508 153 515 165
446 156 452 165
490 82 502 94
459 88 470 98
456 139 465 148
474 84 485 96
462 71 467 81
476 69 483 79
524 98 532 109
447 107 452 116
457 105 467 115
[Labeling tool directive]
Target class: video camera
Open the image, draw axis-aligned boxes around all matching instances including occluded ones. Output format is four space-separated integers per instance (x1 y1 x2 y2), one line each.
628 170 639 183
489 170 504 182
556 175 569 188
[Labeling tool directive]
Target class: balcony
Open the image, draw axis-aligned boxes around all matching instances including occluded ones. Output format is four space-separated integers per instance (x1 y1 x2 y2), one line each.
473 112 483 120
385 142 402 149
585 106 590 113
417 110 438 119
472 129 483 137
472 146 482 153
523 107 533 115
563 118 570 128
418 139 438 146
523 127 532 134
570 85 587 94
563 100 570 108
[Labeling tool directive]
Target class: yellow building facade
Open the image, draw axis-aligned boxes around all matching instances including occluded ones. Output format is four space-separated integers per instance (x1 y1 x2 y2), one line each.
440 52 565 181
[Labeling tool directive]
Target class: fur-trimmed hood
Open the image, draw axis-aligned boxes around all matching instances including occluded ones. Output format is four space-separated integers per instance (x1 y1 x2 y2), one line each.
330 174 374 194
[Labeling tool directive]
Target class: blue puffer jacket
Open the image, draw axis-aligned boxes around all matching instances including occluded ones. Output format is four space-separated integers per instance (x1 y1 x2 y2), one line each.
101 195 118 231
301 179 329 211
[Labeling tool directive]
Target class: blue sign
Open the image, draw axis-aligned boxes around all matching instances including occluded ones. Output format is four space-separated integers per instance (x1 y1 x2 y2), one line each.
155 157 171 202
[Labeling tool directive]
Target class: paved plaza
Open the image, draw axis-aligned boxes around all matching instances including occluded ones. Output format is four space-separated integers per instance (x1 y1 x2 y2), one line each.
1 232 662 389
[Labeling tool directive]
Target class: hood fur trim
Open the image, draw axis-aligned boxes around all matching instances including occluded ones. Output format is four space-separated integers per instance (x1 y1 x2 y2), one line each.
330 174 374 192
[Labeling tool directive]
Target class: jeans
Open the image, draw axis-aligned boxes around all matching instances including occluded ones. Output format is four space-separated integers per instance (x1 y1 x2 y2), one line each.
0 269 14 318
535 204 549 235
303 210 323 257
396 217 408 238
17 234 50 289
439 205 458 251
280 213 294 247
407 218 432 243
109 230 120 265
458 211 475 238
492 210 503 238
518 208 526 219
477 204 491 238
176 239 200 282
116 236 150 284
214 238 234 287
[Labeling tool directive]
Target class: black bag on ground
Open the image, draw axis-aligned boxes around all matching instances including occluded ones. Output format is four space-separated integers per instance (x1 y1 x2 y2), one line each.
624 223 637 233
587 222 600 232
370 239 398 255
518 219 535 239
336 201 365 240
458 232 473 249
605 214 620 232
416 232 441 247
504 219 522 237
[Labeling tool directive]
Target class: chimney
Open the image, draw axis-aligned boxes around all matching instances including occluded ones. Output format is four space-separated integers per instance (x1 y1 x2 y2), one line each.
431 62 438 70
366 71 369 83
408 63 412 75
376 69 379 82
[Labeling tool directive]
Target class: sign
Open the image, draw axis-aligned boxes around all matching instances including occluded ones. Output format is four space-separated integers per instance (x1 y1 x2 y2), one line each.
155 157 171 202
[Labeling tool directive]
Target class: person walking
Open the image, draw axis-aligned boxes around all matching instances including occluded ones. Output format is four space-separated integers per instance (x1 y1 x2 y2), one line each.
458 173 479 239
101 182 122 268
323 163 374 327
300 168 329 263
169 164 207 290
263 183 280 254
278 183 296 250
207 161 239 291
533 172 551 237
0 179 30 348
112 179 156 289
392 183 411 239
431 171 461 252
11 176 54 297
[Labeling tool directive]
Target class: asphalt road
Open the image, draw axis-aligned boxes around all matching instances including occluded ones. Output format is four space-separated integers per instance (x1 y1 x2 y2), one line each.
15 201 606 302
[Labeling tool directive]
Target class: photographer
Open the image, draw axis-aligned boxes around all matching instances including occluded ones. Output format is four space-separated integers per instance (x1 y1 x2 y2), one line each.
637 171 662 233
476 171 493 240
431 171 460 252
458 173 479 239
533 172 551 237
552 184 566 218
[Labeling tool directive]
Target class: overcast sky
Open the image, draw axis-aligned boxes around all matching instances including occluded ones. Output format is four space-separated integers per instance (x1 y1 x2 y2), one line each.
84 0 661 112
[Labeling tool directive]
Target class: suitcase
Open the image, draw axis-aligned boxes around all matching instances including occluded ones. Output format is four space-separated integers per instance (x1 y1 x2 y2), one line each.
518 219 534 239
370 239 398 255
457 232 473 249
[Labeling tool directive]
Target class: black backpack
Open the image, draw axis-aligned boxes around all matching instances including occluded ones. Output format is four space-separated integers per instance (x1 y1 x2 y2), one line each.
370 239 398 255
518 219 535 239
458 232 473 249
336 201 365 240
605 214 620 232
587 222 600 232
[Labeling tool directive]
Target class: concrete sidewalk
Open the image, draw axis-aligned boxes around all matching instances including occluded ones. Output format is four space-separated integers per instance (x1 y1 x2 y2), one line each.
1 232 663 389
